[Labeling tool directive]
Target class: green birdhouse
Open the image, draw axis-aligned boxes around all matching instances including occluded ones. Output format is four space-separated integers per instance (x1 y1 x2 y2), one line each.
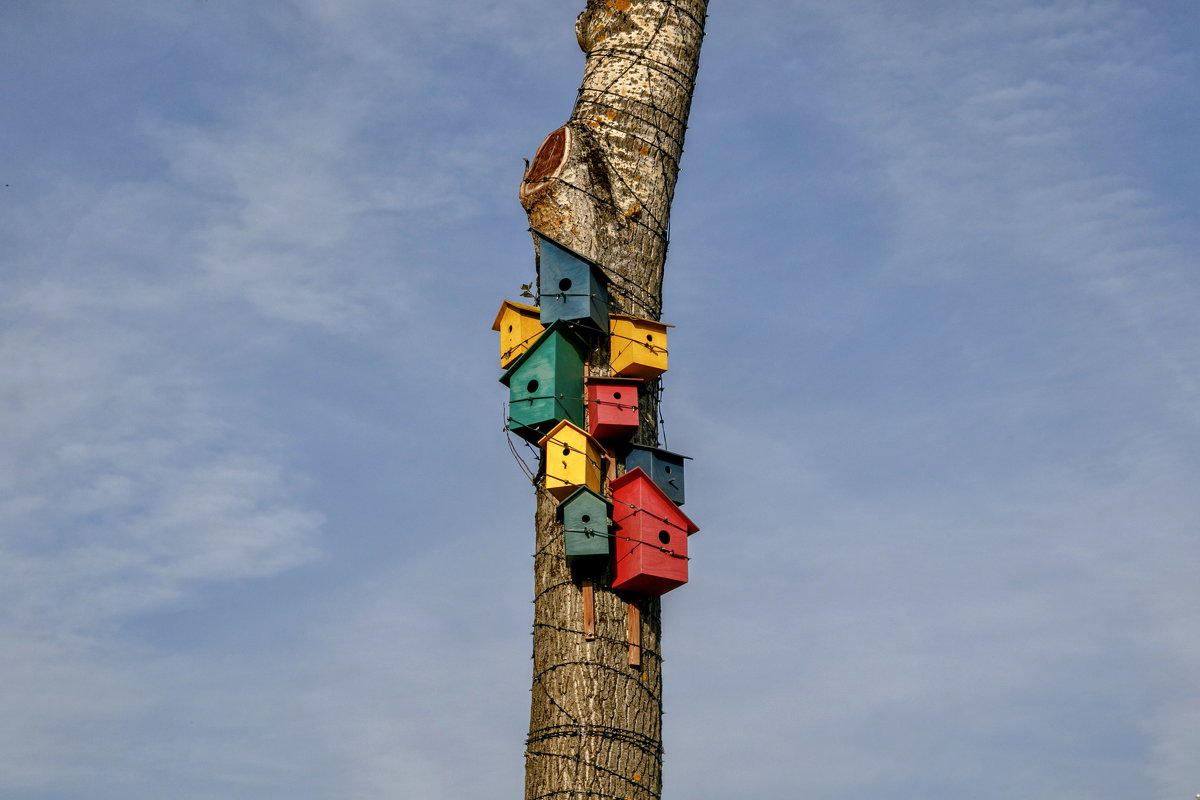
500 320 586 441
557 486 612 563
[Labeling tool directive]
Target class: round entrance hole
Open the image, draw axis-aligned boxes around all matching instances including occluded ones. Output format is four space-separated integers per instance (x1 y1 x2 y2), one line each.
658 530 671 545
558 277 572 292
581 514 591 523
613 392 622 400
562 447 571 456
527 379 539 393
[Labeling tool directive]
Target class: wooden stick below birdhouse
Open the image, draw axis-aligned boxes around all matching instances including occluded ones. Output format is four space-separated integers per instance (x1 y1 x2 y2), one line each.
627 601 642 667
582 579 596 640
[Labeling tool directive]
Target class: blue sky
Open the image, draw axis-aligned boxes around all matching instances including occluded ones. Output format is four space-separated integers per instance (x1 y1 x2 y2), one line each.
2 1 1198 798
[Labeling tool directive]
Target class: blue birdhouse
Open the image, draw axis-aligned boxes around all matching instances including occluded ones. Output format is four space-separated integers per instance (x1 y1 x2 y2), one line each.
557 486 612 563
624 445 690 506
534 230 609 332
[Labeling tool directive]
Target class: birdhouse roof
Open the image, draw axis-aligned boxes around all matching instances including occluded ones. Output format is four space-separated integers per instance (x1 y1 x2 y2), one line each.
556 486 612 519
626 444 692 462
585 376 645 386
610 467 698 534
532 228 610 285
537 418 604 452
491 299 540 331
610 313 675 329
499 319 587 385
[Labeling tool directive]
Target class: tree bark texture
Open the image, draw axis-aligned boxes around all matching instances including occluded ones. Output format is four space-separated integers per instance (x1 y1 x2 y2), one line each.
519 3 707 799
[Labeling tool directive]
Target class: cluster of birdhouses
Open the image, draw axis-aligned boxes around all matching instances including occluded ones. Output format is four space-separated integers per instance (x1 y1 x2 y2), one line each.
494 230 699 599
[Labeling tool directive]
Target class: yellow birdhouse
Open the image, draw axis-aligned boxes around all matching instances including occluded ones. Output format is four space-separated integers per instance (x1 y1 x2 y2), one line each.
609 314 672 379
537 420 605 500
492 300 545 368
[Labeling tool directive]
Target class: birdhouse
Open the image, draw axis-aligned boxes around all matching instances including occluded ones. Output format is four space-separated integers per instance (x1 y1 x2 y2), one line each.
624 445 690 506
609 314 672 379
538 420 605 499
610 467 699 595
585 377 641 441
500 321 586 441
534 230 609 332
557 486 612 563
492 300 544 368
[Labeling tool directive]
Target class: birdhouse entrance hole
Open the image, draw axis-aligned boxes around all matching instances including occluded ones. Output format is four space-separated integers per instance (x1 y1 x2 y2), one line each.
658 530 671 544
527 379 539 393
558 278 572 292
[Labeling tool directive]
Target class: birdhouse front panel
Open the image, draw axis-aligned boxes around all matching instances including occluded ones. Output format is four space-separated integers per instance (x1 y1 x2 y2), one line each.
610 467 699 596
585 377 640 441
538 420 604 500
558 487 612 563
624 445 689 506
492 300 544 368
609 314 671 379
535 232 609 332
501 322 586 441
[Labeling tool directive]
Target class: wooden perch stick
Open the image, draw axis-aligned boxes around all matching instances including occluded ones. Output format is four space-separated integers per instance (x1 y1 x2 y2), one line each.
582 580 597 640
627 601 641 667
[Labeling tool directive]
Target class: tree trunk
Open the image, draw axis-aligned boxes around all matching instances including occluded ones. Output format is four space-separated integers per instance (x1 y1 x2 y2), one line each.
519 2 708 799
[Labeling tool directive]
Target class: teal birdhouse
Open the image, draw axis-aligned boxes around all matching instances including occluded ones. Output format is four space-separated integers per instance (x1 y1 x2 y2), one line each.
624 445 690 506
500 320 586 441
557 486 612 563
534 230 609 332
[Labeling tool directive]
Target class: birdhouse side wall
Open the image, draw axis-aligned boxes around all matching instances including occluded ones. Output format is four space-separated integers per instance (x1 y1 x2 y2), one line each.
550 336 587 427
609 318 668 379
539 249 609 331
558 488 612 562
611 473 690 595
506 333 585 436
586 381 639 441
542 426 602 499
624 448 686 506
500 312 544 368
562 493 611 561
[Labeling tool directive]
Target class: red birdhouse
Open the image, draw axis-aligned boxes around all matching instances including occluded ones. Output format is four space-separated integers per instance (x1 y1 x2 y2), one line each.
585 377 641 441
610 467 699 596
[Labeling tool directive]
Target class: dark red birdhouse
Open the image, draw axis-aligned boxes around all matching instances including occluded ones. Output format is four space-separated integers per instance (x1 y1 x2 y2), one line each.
585 377 640 441
610 467 699 596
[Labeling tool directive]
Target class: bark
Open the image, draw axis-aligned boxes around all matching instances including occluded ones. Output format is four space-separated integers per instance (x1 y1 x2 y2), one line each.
520 2 708 799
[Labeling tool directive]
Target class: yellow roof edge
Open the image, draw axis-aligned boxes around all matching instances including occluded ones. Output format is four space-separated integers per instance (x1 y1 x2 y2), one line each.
608 313 674 328
537 419 604 450
492 299 541 331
